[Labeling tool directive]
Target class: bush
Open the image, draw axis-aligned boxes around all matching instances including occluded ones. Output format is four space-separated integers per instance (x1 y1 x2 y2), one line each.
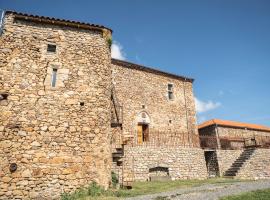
111 171 119 188
87 182 105 196
60 182 105 200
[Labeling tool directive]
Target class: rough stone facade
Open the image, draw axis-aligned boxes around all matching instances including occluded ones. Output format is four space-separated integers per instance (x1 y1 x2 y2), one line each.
110 59 204 183
216 149 270 179
236 149 270 179
124 146 208 181
216 150 243 175
111 59 198 146
0 12 112 199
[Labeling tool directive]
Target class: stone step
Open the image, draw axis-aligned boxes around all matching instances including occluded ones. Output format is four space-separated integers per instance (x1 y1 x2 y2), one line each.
112 152 123 158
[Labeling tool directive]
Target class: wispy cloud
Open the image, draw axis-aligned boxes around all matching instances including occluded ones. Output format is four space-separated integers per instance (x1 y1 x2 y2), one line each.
111 41 126 60
195 97 221 113
218 90 224 96
197 115 207 124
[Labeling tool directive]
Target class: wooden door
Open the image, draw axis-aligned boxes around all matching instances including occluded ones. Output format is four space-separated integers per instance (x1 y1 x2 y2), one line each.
143 124 149 142
137 125 143 144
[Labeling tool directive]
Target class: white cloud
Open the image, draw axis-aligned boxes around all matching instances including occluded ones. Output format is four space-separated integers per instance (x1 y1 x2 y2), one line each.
111 41 126 60
195 97 221 113
197 115 207 124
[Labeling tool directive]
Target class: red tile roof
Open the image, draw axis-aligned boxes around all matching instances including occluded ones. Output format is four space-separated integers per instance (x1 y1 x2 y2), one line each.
198 119 270 132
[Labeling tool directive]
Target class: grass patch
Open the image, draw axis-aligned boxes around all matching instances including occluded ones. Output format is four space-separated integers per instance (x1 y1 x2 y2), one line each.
220 188 270 200
61 178 245 200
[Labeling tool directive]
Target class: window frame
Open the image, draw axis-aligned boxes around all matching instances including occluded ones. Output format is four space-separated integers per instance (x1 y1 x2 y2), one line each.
167 83 174 100
51 68 58 87
47 44 57 53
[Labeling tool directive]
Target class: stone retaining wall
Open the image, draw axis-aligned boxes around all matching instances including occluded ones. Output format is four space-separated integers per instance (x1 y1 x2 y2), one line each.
216 150 243 176
123 146 208 181
236 149 270 179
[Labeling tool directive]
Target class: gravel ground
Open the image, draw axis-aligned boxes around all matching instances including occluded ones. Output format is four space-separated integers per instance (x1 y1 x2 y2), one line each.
125 180 270 200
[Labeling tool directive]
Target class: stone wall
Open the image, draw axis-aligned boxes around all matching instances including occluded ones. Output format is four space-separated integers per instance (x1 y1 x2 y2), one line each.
111 60 198 146
216 150 243 176
216 149 270 179
0 13 112 199
217 126 270 138
236 149 270 179
123 146 208 181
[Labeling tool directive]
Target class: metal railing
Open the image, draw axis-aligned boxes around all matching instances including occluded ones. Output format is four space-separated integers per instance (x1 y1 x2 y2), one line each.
199 135 270 150
129 131 200 148
111 85 123 127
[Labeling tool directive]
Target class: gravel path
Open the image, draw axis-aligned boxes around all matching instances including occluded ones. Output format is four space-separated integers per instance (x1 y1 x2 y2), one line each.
125 180 270 200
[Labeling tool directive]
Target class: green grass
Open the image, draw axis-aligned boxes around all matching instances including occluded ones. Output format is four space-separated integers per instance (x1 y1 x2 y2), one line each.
220 188 270 200
61 178 245 200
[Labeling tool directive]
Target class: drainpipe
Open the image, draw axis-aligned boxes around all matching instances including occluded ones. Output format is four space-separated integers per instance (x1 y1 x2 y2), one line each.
215 124 221 149
183 78 191 147
0 10 5 36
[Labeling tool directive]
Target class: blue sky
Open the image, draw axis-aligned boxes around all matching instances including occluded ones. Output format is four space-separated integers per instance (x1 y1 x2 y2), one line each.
1 0 270 126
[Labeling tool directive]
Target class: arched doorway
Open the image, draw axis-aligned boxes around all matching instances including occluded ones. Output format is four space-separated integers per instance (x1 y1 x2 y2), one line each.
137 111 150 144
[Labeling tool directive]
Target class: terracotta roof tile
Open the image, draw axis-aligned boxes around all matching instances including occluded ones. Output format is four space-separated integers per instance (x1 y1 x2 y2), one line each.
198 119 270 132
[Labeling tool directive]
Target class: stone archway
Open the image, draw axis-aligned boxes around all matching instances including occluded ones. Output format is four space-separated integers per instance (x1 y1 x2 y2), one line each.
136 111 151 124
136 111 151 144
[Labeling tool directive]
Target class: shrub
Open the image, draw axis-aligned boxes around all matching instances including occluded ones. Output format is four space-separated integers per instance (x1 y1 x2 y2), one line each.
111 171 119 188
86 182 105 196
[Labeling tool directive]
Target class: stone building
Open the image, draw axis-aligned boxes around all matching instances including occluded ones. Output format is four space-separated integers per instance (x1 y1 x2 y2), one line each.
0 11 113 199
1 10 270 200
198 119 270 179
111 59 207 185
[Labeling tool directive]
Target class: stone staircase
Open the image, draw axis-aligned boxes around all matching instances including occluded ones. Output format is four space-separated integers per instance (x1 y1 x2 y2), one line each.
112 145 134 188
224 147 256 177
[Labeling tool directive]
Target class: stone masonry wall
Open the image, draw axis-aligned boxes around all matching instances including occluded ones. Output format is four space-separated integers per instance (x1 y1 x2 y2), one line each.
111 61 198 146
0 13 112 199
217 126 270 138
216 150 243 176
124 146 208 181
236 149 270 179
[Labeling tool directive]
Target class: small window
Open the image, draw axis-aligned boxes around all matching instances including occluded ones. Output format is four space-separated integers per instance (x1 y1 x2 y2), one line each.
51 68 58 87
47 44 56 53
0 93 8 100
167 83 174 100
142 105 145 109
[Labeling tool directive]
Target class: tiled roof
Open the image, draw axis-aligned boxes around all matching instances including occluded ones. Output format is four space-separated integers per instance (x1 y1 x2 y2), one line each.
198 119 270 132
5 10 112 33
111 59 194 82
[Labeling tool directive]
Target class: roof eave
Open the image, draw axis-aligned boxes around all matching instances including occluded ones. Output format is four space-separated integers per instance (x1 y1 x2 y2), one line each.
5 10 113 34
111 58 194 82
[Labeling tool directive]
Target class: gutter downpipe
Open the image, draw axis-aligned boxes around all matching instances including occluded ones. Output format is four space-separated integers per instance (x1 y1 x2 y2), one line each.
0 9 5 36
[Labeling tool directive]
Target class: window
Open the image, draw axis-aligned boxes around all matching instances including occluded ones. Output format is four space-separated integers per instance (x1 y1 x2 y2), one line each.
47 44 56 53
168 83 174 100
51 68 58 87
0 93 8 100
